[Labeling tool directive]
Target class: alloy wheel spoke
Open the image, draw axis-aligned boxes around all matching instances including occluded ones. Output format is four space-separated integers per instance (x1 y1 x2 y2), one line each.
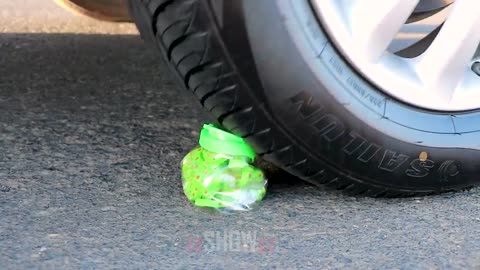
350 0 419 62
416 0 480 101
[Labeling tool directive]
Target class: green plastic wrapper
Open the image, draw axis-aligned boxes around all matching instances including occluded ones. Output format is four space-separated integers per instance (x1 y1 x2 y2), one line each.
181 124 267 211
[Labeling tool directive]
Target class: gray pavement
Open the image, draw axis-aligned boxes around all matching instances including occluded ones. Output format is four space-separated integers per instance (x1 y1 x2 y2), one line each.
2 1 480 269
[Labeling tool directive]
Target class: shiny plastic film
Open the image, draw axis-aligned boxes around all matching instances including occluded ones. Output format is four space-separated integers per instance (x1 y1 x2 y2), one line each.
181 124 267 211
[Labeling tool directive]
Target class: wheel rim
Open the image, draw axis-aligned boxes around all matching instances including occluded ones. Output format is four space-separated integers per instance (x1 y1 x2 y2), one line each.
311 0 480 111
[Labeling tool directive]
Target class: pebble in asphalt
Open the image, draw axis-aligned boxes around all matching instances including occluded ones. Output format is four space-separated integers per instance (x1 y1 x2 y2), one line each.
1 1 480 269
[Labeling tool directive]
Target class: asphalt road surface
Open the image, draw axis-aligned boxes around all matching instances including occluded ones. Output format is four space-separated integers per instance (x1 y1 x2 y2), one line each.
2 1 480 269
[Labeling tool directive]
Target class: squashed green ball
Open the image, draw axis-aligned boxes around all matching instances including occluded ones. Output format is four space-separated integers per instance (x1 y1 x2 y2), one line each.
181 147 266 209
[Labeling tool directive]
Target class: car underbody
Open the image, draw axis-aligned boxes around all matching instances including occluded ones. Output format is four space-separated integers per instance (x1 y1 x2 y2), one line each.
55 0 131 22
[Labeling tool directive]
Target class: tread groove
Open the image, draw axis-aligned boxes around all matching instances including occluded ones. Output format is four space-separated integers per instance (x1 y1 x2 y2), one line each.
185 61 223 89
150 0 175 35
218 107 251 124
167 32 208 60
200 84 237 106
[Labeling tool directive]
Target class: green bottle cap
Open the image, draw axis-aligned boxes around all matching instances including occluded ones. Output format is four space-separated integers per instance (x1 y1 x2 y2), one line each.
199 124 256 161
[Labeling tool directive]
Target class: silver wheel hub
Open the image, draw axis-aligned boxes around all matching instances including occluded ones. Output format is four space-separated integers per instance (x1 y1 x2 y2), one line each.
312 0 480 111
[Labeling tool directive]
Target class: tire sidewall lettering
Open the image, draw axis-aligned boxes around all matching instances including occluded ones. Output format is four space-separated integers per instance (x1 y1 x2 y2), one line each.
289 91 462 182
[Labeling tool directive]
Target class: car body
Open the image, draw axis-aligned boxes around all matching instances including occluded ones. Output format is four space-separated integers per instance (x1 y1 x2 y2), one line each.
55 0 130 22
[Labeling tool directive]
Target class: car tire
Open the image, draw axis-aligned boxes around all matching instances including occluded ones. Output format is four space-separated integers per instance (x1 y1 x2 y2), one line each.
128 0 480 197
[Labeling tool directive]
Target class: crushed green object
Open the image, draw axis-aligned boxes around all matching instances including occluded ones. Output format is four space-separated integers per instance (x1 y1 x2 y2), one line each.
199 124 256 161
181 124 267 210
